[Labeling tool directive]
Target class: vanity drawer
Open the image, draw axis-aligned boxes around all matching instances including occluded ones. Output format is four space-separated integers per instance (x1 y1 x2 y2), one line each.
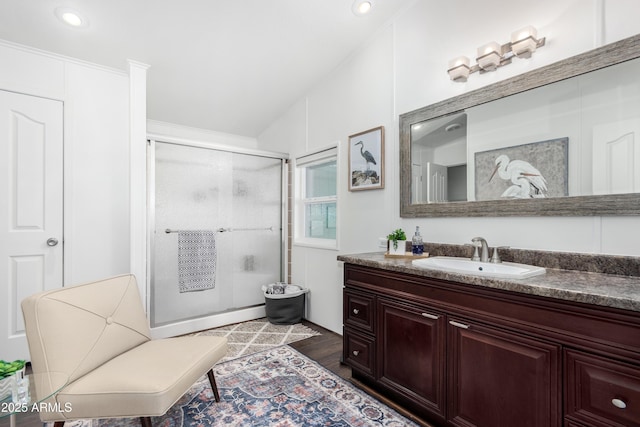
565 349 640 427
343 327 375 377
344 289 375 333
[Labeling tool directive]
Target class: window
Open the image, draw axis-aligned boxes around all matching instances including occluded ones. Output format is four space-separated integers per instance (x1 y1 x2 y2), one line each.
295 147 338 248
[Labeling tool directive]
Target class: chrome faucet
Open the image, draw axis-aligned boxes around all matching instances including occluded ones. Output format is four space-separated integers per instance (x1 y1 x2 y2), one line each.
471 237 490 262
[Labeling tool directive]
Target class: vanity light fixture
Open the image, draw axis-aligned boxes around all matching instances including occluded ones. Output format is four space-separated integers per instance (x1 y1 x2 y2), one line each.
476 41 502 71
448 25 545 82
447 56 472 82
511 25 540 58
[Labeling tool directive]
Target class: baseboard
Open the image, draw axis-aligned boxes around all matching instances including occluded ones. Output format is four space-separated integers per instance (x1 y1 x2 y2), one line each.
150 305 267 339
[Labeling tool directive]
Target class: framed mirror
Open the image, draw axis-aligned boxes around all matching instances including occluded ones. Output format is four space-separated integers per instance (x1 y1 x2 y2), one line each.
400 34 640 217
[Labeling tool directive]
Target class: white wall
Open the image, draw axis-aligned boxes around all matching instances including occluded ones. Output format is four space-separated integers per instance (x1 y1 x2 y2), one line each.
0 41 131 286
262 25 398 333
258 0 640 334
64 63 130 284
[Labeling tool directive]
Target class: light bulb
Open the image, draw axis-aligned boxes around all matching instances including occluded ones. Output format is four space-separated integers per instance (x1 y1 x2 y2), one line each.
54 8 89 28
352 0 373 16
358 1 372 14
62 12 83 26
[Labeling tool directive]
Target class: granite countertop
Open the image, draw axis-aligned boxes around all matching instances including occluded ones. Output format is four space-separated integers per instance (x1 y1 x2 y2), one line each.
337 251 640 313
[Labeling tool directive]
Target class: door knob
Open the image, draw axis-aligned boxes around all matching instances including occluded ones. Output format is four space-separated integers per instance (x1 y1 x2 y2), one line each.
47 238 59 247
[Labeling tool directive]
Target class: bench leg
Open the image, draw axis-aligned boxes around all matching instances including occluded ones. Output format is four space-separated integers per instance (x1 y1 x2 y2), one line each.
140 416 152 427
207 369 221 402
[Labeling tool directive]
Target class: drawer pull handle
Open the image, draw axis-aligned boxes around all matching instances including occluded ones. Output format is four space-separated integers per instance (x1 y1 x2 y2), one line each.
353 308 360 315
421 312 439 320
449 320 470 329
612 398 627 409
352 350 360 356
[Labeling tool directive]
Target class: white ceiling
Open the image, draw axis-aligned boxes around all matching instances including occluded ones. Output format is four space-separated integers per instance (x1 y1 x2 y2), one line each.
0 0 414 138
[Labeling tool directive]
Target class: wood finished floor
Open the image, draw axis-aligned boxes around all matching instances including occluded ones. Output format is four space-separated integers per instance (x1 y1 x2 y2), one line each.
2 320 432 427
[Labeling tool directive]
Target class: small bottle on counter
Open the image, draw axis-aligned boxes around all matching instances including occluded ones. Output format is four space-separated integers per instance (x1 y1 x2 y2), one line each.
412 226 424 255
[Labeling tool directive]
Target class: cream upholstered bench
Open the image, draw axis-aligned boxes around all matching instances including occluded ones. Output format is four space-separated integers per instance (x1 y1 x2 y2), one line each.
21 274 227 427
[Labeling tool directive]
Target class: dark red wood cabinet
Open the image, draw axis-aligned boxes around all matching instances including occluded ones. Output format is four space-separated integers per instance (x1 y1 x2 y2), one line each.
378 297 446 418
447 319 560 427
342 263 640 427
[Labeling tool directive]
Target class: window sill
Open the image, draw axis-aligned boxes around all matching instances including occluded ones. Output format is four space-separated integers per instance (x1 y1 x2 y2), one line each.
293 238 338 251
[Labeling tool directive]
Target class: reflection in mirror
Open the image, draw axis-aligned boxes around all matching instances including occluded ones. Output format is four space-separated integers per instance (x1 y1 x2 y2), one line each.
412 57 640 204
465 58 639 201
400 34 640 217
411 113 467 203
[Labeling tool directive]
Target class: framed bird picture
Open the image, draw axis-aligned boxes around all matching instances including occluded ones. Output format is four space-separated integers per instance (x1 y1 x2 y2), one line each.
348 126 384 191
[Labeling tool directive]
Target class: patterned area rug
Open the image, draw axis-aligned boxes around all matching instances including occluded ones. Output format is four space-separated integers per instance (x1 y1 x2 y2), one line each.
192 318 321 362
59 346 417 427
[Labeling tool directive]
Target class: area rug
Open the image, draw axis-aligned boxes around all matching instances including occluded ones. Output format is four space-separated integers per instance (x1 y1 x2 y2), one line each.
192 318 321 362
54 346 418 427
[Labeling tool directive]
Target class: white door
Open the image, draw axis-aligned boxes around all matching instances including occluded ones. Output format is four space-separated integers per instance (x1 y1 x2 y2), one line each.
426 162 448 203
0 90 63 361
592 118 640 195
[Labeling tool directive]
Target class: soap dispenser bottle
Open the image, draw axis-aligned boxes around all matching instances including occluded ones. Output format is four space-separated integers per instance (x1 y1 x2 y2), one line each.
412 226 424 255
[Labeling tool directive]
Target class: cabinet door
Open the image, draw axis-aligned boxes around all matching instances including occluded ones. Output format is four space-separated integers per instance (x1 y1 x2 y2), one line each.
378 298 446 417
448 319 561 427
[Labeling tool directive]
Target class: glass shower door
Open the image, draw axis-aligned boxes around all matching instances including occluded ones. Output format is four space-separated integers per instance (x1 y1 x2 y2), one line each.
150 141 283 329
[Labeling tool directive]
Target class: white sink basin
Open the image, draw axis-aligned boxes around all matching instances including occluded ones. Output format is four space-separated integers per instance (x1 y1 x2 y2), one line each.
412 256 546 279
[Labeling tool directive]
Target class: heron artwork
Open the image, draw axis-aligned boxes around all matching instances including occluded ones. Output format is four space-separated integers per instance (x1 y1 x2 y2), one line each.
355 141 377 171
489 154 548 198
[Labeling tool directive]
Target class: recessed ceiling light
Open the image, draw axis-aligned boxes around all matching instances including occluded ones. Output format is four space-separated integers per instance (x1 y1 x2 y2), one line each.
358 2 371 14
54 7 89 28
352 0 374 16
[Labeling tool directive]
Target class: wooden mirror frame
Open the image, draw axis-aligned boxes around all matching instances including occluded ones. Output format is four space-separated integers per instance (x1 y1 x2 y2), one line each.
400 34 640 217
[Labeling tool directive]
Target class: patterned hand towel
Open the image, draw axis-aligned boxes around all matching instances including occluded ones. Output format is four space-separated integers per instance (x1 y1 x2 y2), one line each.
178 230 217 293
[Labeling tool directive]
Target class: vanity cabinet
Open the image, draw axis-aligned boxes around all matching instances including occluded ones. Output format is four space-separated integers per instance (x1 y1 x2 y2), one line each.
342 263 640 427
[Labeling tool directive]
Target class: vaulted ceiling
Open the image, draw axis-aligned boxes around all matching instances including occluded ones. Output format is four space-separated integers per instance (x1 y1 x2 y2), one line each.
0 0 414 138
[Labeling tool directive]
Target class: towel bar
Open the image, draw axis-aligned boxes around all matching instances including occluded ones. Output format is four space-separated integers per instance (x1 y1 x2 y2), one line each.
165 226 274 234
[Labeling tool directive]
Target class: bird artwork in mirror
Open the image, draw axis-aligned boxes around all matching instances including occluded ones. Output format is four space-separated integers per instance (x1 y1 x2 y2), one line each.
348 126 385 191
489 155 549 198
475 138 568 200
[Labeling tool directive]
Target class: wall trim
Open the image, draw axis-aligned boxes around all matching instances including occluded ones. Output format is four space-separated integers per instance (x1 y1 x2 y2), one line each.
0 38 128 76
129 59 150 310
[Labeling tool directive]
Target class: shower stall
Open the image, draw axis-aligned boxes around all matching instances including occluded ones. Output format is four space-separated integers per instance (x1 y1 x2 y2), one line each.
148 138 286 337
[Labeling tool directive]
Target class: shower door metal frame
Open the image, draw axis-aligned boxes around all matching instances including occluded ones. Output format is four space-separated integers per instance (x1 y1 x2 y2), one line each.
147 135 288 338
